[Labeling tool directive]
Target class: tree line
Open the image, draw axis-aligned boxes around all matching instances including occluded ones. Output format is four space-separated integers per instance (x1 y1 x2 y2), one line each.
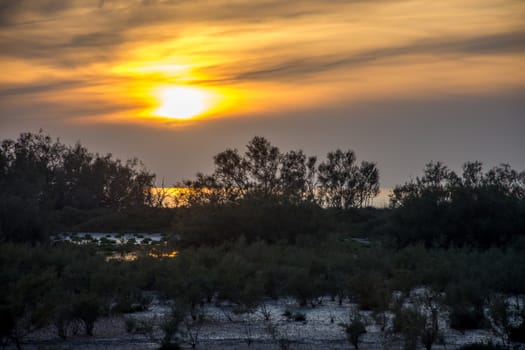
181 135 380 209
1 130 524 248
387 161 525 248
0 132 381 243
0 131 155 242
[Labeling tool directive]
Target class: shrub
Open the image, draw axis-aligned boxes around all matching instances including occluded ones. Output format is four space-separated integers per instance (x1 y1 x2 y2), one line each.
283 309 306 322
340 308 367 349
509 320 525 343
449 304 485 331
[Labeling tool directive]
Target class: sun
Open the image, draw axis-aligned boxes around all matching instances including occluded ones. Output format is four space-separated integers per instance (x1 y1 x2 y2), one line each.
154 86 210 120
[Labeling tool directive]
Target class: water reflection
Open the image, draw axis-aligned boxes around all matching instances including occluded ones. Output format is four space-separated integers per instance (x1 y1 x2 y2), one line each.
105 252 139 262
53 233 177 261
148 249 178 258
104 249 178 261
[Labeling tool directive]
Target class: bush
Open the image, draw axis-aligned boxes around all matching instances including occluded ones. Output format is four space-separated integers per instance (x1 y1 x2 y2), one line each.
174 197 325 246
71 294 102 336
341 311 367 349
446 281 486 331
0 194 47 242
509 320 525 342
283 309 306 322
449 304 485 331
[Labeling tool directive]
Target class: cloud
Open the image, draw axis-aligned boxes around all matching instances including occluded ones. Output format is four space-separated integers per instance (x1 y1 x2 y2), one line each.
226 31 525 82
1 0 524 126
0 0 341 27
2 0 524 74
0 0 76 26
67 32 122 47
0 80 85 97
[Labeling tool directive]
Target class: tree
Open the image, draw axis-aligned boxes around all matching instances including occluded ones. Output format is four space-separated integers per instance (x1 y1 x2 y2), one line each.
213 148 250 201
388 161 525 248
0 131 157 242
279 150 317 203
391 161 456 208
1 270 57 349
71 294 101 336
355 161 380 208
318 149 380 209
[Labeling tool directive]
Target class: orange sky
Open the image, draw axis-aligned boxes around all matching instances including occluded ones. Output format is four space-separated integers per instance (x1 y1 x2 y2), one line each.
1 0 524 186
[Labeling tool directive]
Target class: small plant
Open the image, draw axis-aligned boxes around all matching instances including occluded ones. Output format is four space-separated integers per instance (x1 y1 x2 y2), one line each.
340 308 367 349
487 294 525 345
71 294 101 336
266 320 292 350
258 301 272 321
392 306 424 350
391 293 445 350
293 312 306 322
124 317 136 333
160 308 184 350
183 308 205 349
283 309 292 319
282 309 306 322
99 237 114 245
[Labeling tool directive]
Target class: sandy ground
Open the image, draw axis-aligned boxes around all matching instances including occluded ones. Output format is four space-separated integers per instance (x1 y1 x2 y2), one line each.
11 297 524 350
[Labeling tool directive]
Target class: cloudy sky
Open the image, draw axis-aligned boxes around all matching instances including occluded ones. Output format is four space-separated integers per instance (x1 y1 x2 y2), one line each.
1 0 524 189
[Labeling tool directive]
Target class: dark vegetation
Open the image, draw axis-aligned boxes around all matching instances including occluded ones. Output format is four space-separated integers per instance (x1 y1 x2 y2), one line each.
389 161 525 248
1 131 524 349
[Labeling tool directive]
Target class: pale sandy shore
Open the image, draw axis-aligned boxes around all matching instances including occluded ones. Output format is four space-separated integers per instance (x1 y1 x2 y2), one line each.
12 297 519 350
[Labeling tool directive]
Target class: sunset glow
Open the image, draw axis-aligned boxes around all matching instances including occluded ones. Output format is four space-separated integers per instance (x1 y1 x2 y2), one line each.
2 0 523 127
0 0 523 186
154 86 211 120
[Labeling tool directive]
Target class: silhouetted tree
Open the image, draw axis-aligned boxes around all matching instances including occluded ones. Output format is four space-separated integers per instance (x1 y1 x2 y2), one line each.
355 161 380 208
318 149 380 209
279 150 317 203
388 161 525 248
245 136 280 197
0 131 156 241
213 148 250 200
